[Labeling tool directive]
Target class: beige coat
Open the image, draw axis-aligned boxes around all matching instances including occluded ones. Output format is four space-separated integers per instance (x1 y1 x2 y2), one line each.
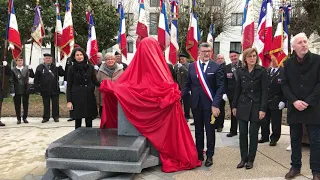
95 63 123 106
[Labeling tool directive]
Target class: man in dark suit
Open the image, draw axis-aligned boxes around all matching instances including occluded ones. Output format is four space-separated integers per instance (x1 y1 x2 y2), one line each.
282 33 320 180
225 50 242 137
259 60 286 146
182 43 224 167
0 60 11 126
34 53 65 123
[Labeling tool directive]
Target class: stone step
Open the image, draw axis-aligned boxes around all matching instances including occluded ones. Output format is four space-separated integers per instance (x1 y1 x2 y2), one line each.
46 128 146 162
47 148 159 173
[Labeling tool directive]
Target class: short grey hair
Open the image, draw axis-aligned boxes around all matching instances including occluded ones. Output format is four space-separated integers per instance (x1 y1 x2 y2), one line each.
199 42 212 49
216 54 224 58
291 33 308 46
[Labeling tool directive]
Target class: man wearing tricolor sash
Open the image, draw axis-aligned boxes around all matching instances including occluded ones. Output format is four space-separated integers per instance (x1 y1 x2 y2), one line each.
182 43 224 167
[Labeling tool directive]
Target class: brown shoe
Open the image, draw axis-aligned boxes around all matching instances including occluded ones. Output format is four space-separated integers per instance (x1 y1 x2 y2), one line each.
313 174 320 180
0 121 5 126
285 168 300 179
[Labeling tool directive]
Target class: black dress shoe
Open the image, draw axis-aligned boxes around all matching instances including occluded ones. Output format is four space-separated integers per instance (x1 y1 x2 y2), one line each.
217 128 223 132
237 161 246 168
226 133 237 137
269 141 277 146
245 162 253 169
285 168 300 179
0 121 5 126
54 118 59 122
198 154 204 161
17 120 21 124
67 118 74 121
23 119 29 123
258 138 269 143
204 157 213 167
41 119 49 123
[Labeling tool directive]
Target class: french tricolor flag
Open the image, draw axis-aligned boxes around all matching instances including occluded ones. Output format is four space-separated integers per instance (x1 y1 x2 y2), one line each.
136 0 148 48
7 0 22 60
158 0 170 51
255 0 273 68
54 2 62 49
117 1 127 59
86 10 99 65
169 0 179 64
61 0 74 57
242 0 255 51
186 0 200 61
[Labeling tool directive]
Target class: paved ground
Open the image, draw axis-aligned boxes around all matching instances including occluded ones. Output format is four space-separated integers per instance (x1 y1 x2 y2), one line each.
0 117 313 180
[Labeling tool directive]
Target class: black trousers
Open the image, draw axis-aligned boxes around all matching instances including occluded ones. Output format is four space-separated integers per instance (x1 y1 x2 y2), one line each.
192 102 215 158
229 97 238 134
215 100 225 129
42 94 59 120
182 93 191 119
75 118 93 129
290 124 320 174
239 119 260 162
13 94 30 120
261 107 282 142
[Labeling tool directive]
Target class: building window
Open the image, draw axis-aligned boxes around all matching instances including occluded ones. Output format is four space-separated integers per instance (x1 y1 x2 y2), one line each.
231 13 243 26
205 0 221 6
230 42 242 54
150 0 158 7
105 0 113 5
127 42 134 53
213 42 220 58
149 13 158 35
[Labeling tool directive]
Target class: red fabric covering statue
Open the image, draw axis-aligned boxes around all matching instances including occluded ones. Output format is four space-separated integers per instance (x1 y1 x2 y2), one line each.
99 37 201 172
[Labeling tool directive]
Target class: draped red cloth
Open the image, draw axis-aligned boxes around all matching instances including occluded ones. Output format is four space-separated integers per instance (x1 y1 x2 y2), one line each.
99 37 201 172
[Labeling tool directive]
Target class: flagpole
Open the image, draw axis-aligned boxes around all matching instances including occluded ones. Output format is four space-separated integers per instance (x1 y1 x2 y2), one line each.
29 0 39 66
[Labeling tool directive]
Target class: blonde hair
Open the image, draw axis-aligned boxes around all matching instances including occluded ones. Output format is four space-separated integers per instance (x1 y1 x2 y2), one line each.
104 53 115 60
242 48 260 67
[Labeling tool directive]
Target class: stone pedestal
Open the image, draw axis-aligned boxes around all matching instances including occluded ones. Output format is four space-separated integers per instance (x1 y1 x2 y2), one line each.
44 103 159 180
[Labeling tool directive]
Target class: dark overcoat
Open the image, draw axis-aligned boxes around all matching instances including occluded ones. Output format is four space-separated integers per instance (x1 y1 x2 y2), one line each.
267 67 286 110
281 52 320 125
67 64 100 119
232 65 268 121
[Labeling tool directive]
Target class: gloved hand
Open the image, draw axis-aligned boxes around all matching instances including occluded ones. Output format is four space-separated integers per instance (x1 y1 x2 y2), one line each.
278 101 285 110
56 62 61 67
10 93 15 97
222 94 228 102
64 81 67 88
28 66 32 70
94 65 99 71
177 63 182 68
3 61 7 66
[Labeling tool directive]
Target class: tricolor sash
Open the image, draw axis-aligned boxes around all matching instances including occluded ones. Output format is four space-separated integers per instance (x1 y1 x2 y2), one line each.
194 60 214 102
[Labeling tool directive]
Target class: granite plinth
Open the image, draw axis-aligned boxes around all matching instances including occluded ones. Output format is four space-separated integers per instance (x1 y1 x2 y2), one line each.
41 169 70 180
47 148 158 173
61 169 119 180
101 173 135 180
118 103 141 136
46 128 146 162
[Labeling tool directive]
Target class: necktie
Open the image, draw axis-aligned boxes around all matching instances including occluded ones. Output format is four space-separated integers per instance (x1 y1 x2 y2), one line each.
202 63 206 71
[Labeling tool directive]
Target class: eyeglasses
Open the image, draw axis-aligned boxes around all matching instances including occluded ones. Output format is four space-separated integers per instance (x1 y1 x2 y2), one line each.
200 50 212 53
246 54 257 59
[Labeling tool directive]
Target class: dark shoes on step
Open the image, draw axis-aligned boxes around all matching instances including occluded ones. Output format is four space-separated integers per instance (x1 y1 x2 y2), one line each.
204 157 213 167
258 138 269 143
226 133 237 137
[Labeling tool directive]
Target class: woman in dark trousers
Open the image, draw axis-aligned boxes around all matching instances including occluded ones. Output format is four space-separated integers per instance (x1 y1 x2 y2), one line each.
232 48 268 169
67 47 101 129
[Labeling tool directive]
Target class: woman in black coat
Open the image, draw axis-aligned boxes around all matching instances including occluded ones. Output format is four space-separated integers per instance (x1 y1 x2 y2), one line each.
67 47 101 129
232 48 268 169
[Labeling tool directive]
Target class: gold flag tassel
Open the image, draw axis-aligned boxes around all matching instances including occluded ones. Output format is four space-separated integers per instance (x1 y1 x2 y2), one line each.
210 114 216 124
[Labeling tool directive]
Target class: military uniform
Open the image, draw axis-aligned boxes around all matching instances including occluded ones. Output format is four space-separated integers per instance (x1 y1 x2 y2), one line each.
224 60 242 135
260 67 286 144
176 62 191 119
